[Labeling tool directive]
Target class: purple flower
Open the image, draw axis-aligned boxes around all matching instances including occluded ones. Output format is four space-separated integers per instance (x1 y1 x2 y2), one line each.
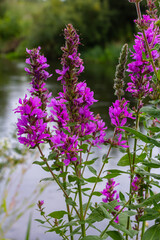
25 47 52 107
126 14 160 99
131 175 141 192
48 24 107 165
101 177 120 223
50 131 79 166
109 98 134 130
56 24 84 86
14 95 50 147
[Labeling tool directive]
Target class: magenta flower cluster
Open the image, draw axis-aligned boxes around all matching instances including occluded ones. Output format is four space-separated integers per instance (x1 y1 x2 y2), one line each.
101 178 120 223
14 95 50 147
126 15 160 99
14 24 107 166
109 98 134 148
47 24 107 165
131 175 141 192
14 47 53 148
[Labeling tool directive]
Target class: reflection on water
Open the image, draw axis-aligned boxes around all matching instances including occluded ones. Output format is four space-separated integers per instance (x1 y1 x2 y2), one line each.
0 57 123 240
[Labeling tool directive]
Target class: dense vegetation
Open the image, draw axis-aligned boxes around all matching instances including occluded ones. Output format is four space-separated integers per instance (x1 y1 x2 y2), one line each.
0 0 158 61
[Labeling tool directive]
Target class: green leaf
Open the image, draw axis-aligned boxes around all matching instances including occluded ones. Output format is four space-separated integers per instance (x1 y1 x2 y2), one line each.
130 193 160 209
158 70 160 82
70 226 81 236
152 43 160 50
66 197 77 207
80 135 93 141
48 210 67 219
81 187 91 192
58 172 68 178
141 106 160 119
92 191 102 196
137 168 160 180
87 205 111 224
83 177 102 183
66 122 77 127
88 166 97 176
33 161 45 166
83 158 98 165
42 166 50 172
103 173 121 179
139 212 160 221
35 219 45 224
111 222 137 238
81 236 102 240
68 175 79 182
48 152 57 160
79 143 88 153
106 230 124 240
40 177 54 182
117 153 146 166
120 126 160 147
119 192 125 201
142 159 160 168
142 51 148 61
142 224 160 240
122 210 136 217
102 154 109 164
148 127 160 133
101 200 120 213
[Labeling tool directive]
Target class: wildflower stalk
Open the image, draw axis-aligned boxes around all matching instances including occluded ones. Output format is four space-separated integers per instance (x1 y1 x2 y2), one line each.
70 143 92 216
37 145 81 220
75 152 86 237
141 146 153 239
133 102 140 171
84 132 116 218
77 179 86 237
100 196 132 238
38 200 70 240
63 166 74 240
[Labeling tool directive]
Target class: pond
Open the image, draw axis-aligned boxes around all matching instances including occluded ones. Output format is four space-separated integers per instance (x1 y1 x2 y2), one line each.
0 57 131 240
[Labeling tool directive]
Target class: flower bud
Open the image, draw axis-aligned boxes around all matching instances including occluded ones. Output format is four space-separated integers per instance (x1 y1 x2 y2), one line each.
114 44 128 99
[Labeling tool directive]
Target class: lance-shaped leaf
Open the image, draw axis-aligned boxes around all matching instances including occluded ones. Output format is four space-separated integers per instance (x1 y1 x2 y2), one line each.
120 126 160 147
142 224 160 240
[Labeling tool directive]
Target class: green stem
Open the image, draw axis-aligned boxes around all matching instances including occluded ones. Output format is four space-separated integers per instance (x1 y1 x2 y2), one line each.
71 143 92 216
100 197 131 238
76 147 86 237
82 144 92 175
141 148 152 239
63 166 74 240
125 134 133 240
83 133 115 219
37 145 81 220
77 180 86 237
133 103 140 171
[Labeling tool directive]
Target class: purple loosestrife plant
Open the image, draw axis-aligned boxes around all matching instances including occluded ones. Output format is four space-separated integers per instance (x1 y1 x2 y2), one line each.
14 1 160 239
126 14 160 99
101 176 120 223
49 24 107 166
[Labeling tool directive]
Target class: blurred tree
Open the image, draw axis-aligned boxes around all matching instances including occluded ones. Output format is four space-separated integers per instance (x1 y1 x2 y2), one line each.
28 0 69 59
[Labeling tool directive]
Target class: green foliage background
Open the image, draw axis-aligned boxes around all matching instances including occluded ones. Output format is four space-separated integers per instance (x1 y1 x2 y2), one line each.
0 0 158 60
